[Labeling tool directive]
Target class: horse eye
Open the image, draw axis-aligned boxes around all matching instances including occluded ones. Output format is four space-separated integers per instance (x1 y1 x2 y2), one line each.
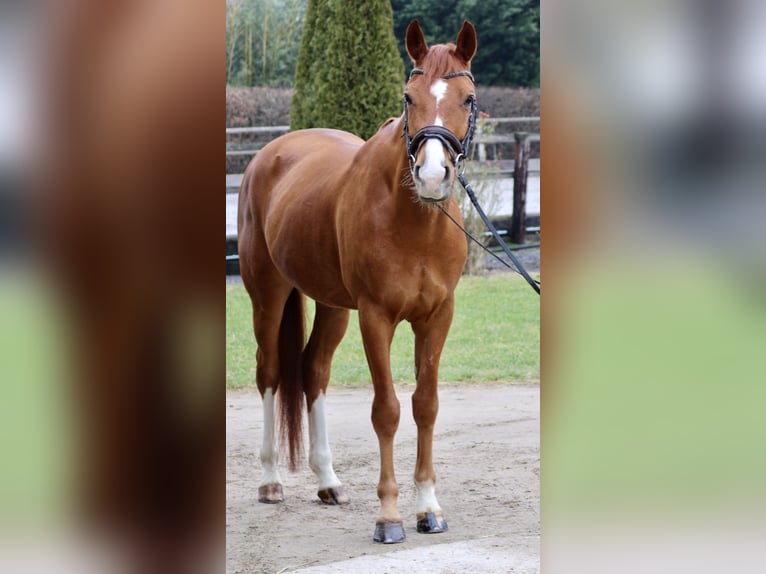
464 95 476 106
404 94 413 106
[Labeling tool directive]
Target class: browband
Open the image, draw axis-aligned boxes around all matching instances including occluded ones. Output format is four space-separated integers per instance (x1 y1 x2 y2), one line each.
409 67 475 83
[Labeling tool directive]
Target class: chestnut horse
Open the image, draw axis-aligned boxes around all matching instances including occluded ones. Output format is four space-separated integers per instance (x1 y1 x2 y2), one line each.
238 20 478 544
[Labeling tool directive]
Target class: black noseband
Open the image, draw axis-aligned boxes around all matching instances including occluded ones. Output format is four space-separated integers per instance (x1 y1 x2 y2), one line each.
403 67 478 171
409 125 465 163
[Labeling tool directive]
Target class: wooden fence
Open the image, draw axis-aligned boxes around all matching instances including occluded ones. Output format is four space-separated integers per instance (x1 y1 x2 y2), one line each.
226 117 539 243
225 117 539 164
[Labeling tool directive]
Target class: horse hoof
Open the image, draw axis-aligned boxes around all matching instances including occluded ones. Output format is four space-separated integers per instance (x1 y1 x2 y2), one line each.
258 483 284 503
317 486 349 505
416 512 448 534
373 521 406 544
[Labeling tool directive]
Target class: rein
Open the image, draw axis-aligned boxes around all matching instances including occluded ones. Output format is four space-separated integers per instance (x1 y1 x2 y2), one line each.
403 66 540 296
453 173 541 295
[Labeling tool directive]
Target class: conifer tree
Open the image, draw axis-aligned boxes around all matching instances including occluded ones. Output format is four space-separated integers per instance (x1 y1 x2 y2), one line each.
291 0 404 139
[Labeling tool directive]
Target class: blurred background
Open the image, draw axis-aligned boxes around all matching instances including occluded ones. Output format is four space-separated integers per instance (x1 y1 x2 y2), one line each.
1 1 223 572
1 0 765 572
542 0 766 572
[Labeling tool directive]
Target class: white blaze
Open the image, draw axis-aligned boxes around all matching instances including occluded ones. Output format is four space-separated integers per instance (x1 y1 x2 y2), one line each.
430 79 449 120
308 392 342 489
418 79 450 196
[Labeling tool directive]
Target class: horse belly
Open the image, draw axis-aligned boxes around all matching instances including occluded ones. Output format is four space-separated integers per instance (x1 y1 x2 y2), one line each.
269 222 355 309
256 138 357 309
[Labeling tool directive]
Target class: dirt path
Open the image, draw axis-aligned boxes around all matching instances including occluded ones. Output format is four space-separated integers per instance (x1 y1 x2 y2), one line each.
226 383 539 573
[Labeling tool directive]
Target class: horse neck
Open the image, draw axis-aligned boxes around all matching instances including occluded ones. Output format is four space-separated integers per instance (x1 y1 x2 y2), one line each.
364 116 453 228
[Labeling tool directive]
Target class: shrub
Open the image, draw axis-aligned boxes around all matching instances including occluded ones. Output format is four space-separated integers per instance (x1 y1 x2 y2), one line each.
290 0 404 139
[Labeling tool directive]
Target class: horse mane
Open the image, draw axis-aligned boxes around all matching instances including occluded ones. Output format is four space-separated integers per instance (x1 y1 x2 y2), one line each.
417 44 467 82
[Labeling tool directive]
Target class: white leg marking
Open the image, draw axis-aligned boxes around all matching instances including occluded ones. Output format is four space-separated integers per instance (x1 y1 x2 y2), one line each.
259 388 282 486
415 479 442 515
309 392 342 489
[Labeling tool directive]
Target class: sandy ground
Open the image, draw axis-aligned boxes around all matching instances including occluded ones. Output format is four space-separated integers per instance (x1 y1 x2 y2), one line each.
226 383 539 573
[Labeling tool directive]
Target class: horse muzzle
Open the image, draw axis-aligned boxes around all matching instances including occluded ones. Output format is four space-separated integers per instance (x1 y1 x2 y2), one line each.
412 148 455 203
409 127 465 202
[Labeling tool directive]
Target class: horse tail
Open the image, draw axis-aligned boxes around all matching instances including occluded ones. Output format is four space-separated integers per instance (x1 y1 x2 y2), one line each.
278 288 306 472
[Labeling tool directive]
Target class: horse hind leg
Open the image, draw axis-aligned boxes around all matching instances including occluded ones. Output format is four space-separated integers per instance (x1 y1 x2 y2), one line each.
303 303 351 504
239 181 305 502
245 274 295 503
258 386 284 503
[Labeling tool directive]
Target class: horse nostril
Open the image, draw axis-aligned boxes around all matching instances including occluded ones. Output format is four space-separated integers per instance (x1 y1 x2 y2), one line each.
414 166 421 180
442 167 449 182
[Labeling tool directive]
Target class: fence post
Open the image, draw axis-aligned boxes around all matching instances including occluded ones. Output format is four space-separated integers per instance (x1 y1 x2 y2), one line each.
510 132 530 244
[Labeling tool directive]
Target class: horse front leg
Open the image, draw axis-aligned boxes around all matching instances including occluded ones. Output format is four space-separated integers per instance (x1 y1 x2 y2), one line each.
358 302 404 544
410 296 455 534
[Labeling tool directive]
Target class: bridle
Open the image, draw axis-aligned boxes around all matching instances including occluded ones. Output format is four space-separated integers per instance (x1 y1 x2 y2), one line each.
402 67 541 296
403 67 479 173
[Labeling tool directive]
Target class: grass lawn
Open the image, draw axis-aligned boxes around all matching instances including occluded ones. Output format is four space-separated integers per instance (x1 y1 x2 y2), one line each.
226 273 539 388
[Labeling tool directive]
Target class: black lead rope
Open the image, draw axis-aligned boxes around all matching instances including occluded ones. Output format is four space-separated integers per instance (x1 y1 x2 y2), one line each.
436 203 514 271
452 172 541 295
404 65 540 295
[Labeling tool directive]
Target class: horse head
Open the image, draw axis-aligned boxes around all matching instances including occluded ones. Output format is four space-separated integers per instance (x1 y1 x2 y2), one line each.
403 20 478 203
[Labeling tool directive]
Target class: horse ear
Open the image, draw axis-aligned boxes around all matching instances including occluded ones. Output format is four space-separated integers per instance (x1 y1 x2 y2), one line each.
405 20 429 63
454 20 477 64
